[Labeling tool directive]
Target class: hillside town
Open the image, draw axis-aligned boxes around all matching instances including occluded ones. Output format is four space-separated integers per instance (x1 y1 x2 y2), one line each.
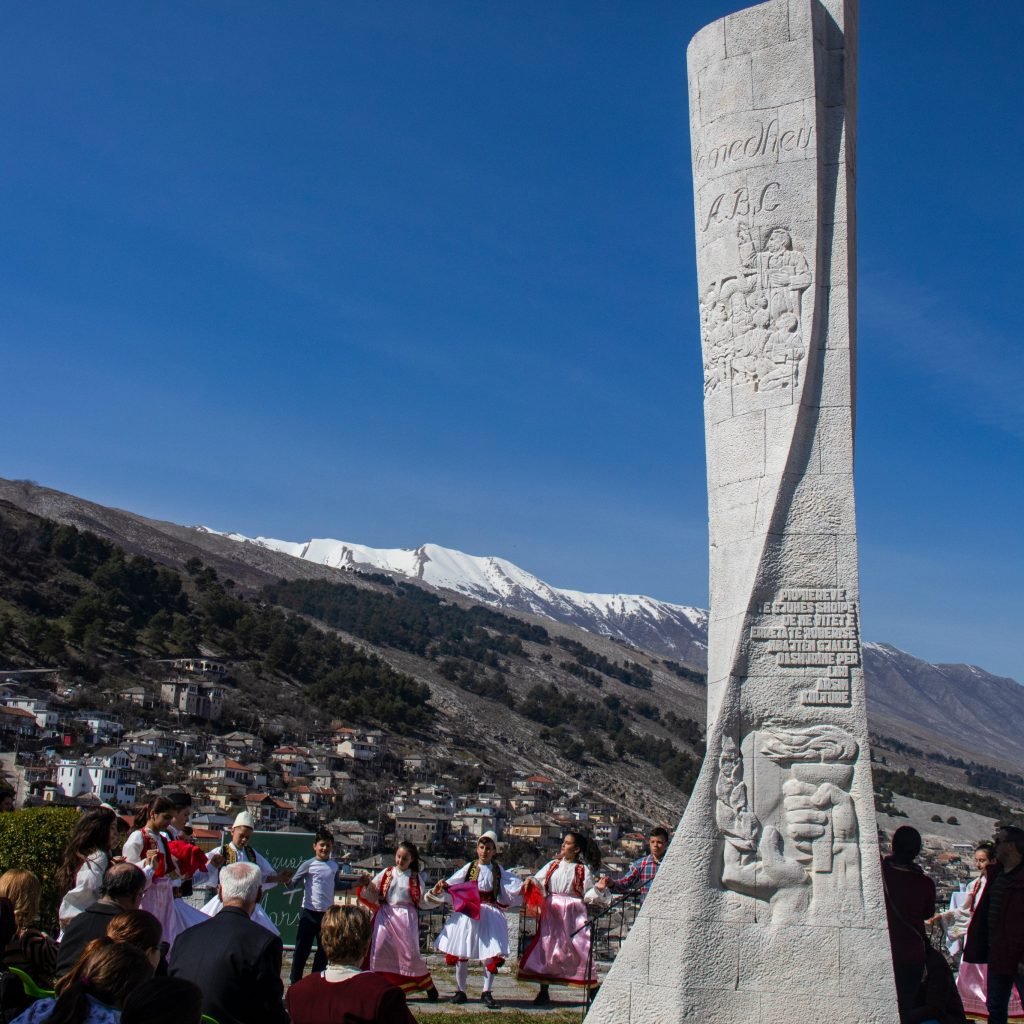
0 658 656 881
0 657 992 908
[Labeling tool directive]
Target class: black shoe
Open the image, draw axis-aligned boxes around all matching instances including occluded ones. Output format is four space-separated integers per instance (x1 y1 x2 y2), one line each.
426 986 439 1002
450 991 468 1004
482 991 500 1009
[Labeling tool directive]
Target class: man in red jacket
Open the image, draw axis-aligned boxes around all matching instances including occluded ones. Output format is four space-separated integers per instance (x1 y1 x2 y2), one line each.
963 825 1024 1024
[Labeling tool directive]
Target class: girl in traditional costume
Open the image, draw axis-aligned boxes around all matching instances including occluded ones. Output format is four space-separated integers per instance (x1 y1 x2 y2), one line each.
56 808 120 931
517 830 609 1005
123 797 206 948
930 840 1024 1021
361 841 438 1001
430 831 522 1010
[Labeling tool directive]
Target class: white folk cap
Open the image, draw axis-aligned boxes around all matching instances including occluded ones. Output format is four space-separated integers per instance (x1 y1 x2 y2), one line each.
232 811 255 830
479 830 498 845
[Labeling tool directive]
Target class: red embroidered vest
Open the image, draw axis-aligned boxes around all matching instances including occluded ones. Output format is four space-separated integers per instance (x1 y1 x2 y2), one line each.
543 859 585 897
379 866 421 905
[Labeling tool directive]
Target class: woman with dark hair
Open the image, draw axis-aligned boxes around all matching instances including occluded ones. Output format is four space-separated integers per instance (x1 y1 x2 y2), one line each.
286 906 416 1024
362 841 437 1000
8 939 153 1024
517 831 608 1005
933 840 1022 1020
122 798 205 949
56 809 119 931
0 869 59 989
120 978 202 1024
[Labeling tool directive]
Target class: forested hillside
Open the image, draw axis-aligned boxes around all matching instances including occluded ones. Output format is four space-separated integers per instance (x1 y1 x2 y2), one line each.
0 502 707 818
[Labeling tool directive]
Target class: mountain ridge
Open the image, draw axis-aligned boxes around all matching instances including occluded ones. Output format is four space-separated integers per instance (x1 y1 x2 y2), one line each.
199 528 711 665
2 476 1022 777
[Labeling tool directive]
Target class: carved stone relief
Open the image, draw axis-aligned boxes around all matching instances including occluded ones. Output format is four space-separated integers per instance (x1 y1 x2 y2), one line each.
717 723 862 923
700 224 812 397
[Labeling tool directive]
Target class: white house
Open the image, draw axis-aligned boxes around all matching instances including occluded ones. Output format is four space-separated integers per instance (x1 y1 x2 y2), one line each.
57 749 136 805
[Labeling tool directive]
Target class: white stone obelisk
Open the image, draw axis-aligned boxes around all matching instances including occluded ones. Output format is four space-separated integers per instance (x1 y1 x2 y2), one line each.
586 2 898 1021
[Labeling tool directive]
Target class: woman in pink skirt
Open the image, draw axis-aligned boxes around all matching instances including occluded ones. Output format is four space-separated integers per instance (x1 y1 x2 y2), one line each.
362 841 438 1001
517 831 608 1006
932 840 1024 1021
123 796 206 949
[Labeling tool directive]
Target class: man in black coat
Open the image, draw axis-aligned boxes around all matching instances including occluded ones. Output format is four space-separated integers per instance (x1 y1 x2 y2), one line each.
169 860 288 1024
55 863 146 978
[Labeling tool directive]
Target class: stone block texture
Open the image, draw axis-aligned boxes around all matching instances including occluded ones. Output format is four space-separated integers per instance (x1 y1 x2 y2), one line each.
585 2 897 1021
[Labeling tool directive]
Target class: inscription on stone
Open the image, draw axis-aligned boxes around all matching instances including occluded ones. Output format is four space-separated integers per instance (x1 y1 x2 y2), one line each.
750 589 861 706
693 118 815 176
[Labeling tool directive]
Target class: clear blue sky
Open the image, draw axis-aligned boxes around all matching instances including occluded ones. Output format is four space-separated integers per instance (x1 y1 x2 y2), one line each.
2 3 1021 681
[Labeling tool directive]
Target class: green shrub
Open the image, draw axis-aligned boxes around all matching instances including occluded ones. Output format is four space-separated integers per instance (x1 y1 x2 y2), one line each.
0 806 81 930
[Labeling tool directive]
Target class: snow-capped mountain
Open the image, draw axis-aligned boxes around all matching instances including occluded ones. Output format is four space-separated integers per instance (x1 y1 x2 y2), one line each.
202 530 709 662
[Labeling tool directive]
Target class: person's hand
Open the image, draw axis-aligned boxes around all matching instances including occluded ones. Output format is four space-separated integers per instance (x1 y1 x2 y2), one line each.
274 868 294 884
208 852 224 868
595 876 608 891
145 849 160 866
357 872 372 887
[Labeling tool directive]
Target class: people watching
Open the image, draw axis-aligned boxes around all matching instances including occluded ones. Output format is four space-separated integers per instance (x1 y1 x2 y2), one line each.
882 825 937 1024
169 861 288 1024
9 940 154 1024
55 864 147 979
0 869 59 989
106 911 164 972
120 978 203 1024
963 825 1024 1024
286 905 417 1024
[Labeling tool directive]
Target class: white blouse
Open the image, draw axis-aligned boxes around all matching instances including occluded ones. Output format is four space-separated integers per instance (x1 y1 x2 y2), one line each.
58 850 109 926
370 867 432 908
445 861 523 906
532 858 607 905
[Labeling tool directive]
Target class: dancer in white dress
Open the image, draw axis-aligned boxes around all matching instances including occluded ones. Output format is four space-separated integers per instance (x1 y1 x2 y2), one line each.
123 796 207 949
199 811 290 935
362 840 438 1000
56 808 119 931
430 831 521 1010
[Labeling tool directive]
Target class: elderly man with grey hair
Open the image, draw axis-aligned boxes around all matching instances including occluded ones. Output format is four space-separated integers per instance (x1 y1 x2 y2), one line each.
170 861 288 1024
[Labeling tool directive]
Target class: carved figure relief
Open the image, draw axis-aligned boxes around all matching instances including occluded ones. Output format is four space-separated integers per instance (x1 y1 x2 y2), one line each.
717 723 862 923
700 225 812 397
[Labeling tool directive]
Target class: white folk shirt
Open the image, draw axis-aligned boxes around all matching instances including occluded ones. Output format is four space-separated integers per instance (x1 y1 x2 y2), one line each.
202 842 277 890
445 862 522 906
532 859 607 905
370 867 431 908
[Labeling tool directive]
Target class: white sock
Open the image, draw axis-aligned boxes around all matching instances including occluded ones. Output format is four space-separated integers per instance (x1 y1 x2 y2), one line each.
482 970 495 993
455 961 468 993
